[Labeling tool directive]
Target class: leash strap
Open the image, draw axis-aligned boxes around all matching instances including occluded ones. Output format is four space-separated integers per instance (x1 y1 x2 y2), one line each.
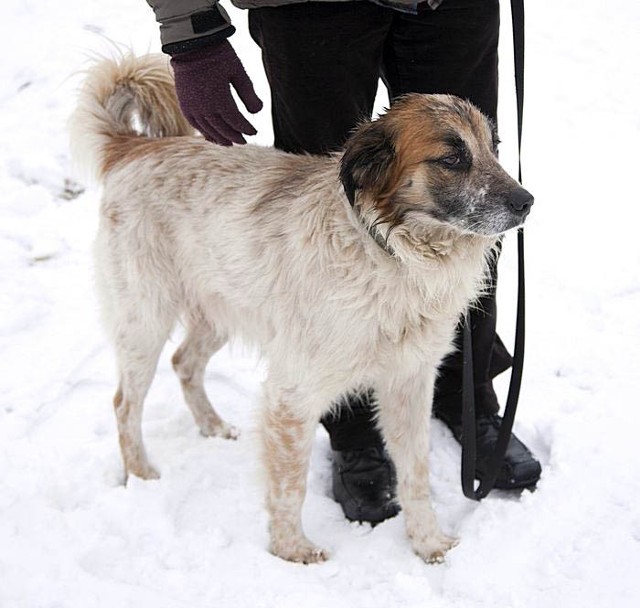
461 0 527 500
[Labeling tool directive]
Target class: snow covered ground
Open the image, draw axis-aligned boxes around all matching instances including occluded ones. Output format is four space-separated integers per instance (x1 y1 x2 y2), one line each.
1 1 640 606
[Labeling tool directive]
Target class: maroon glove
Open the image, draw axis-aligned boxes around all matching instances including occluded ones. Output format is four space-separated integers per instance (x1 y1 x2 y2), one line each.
170 40 263 145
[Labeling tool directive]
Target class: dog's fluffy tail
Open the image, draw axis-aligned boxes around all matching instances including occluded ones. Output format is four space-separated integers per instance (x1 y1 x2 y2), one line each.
69 52 194 182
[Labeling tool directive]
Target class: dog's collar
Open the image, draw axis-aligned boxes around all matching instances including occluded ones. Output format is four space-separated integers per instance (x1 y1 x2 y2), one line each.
347 199 397 258
367 222 397 257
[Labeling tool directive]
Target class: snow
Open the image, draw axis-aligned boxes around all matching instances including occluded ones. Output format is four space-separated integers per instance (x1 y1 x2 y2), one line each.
1 1 640 606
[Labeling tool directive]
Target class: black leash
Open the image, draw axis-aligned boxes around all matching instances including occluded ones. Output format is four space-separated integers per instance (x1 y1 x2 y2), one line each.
461 0 527 500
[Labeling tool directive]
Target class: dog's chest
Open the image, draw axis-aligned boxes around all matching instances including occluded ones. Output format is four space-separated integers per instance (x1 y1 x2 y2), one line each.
354 278 461 371
385 307 456 361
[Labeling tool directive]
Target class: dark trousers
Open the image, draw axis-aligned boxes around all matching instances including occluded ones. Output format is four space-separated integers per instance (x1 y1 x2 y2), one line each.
249 0 512 450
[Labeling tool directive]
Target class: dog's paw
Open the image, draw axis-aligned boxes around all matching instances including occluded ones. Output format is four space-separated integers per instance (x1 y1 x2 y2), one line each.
413 534 458 564
199 418 239 440
270 539 329 564
220 423 240 440
125 462 160 482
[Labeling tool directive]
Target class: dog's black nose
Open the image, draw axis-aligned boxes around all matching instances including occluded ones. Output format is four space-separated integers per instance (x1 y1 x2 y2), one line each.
508 187 534 215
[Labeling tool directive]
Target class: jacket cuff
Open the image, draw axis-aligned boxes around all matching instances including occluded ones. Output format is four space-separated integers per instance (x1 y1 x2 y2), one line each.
162 24 235 56
150 1 235 55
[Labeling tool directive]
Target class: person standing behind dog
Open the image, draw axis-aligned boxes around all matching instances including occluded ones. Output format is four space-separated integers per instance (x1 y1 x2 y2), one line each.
146 0 542 523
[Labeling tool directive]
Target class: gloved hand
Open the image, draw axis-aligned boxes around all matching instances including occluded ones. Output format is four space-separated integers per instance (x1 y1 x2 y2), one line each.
170 40 263 145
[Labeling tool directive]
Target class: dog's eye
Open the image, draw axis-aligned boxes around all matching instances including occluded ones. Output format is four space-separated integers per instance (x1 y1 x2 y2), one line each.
440 154 462 167
435 139 471 170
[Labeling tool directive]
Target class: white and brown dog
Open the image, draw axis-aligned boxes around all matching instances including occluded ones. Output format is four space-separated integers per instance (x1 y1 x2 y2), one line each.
70 53 532 565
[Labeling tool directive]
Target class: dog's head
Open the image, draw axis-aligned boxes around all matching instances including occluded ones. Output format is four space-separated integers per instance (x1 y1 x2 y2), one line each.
340 94 533 237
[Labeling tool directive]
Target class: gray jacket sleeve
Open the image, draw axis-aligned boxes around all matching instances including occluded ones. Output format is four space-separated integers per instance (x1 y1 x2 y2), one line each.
146 1 235 55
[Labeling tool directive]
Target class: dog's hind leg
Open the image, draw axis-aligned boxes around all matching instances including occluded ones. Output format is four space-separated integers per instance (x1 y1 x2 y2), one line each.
113 326 171 482
172 322 238 440
261 381 328 564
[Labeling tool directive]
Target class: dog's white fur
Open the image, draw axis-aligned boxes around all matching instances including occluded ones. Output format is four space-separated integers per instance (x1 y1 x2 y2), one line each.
70 52 527 564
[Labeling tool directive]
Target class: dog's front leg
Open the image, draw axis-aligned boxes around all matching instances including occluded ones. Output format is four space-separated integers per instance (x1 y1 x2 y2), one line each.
377 372 458 563
261 382 328 564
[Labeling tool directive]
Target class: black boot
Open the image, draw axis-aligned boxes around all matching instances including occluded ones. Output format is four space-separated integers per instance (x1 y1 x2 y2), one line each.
330 412 540 524
435 409 541 490
331 444 400 524
323 391 400 524
327 382 541 524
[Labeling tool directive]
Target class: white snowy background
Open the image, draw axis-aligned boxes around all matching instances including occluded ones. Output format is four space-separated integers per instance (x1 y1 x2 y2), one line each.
1 1 640 606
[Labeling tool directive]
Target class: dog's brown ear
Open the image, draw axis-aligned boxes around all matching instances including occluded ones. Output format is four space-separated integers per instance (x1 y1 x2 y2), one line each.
339 120 398 207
